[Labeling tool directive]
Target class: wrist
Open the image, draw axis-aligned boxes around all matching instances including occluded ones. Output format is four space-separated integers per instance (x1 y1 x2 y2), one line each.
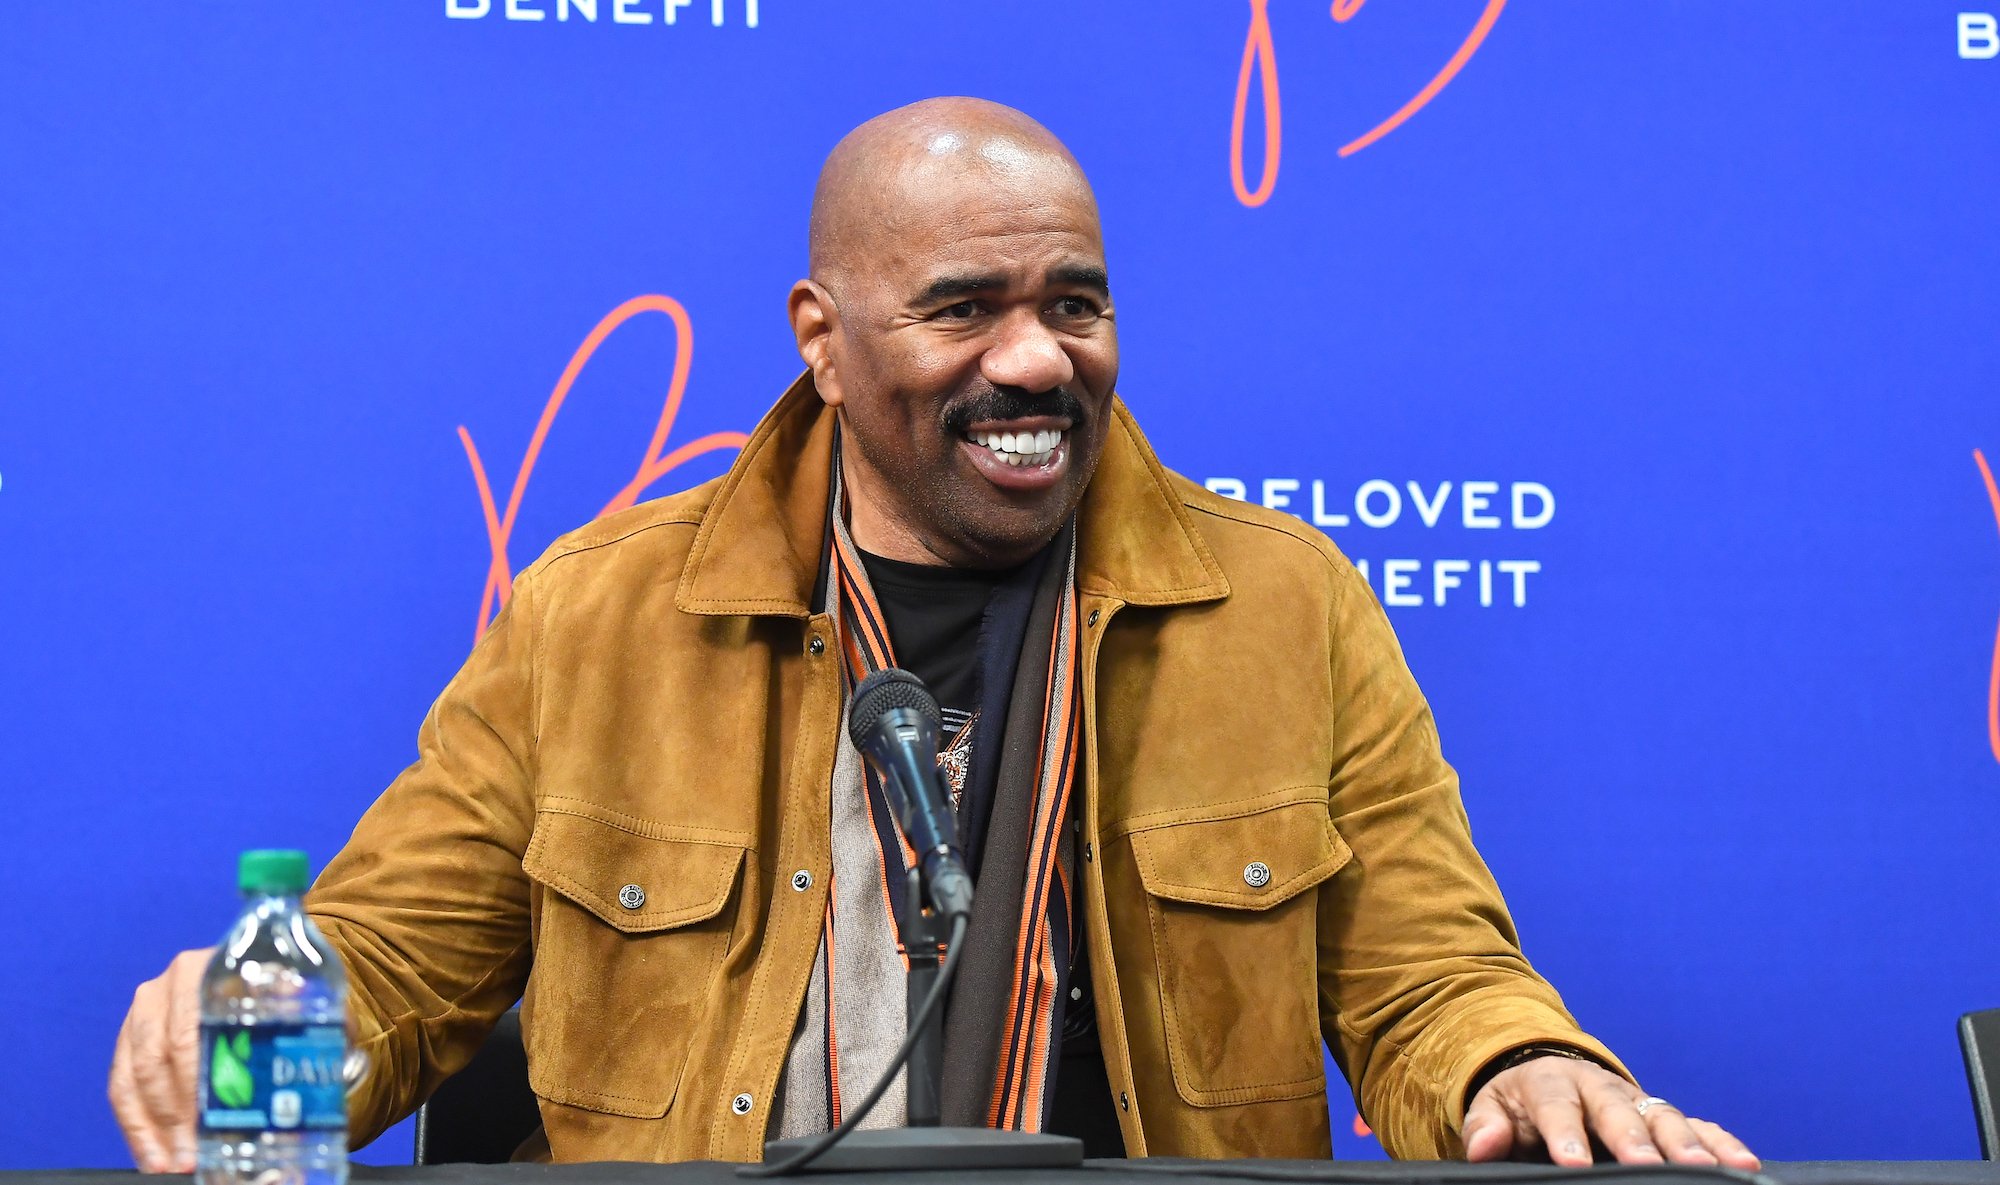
1464 1042 1604 1110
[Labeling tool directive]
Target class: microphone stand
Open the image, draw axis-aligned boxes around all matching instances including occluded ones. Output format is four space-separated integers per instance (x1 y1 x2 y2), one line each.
902 867 947 1129
755 862 1083 1172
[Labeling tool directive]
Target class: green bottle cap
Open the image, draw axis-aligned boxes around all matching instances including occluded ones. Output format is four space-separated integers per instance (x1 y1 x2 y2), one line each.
238 849 310 894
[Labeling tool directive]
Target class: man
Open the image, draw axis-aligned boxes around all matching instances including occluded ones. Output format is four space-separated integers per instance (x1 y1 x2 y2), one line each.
110 98 1758 1171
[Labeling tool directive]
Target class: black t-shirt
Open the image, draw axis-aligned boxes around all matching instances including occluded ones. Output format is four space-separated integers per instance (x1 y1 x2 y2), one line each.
857 548 1124 1157
852 550 994 754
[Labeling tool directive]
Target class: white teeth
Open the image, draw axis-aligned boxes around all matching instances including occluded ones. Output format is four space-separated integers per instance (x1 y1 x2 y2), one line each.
970 427 1065 467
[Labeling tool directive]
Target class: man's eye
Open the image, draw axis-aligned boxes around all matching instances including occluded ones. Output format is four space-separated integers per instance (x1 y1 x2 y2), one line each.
1051 297 1100 319
936 301 980 319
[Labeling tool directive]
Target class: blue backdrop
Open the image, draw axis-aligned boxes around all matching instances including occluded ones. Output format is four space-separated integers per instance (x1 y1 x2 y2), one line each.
3 0 1997 1168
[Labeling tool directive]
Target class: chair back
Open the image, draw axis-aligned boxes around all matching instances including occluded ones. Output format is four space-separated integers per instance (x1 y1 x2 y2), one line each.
413 1008 542 1165
1961 1009 2000 1160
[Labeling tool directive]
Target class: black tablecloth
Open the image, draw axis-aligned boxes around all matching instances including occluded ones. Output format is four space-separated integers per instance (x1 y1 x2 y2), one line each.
10 1162 1996 1185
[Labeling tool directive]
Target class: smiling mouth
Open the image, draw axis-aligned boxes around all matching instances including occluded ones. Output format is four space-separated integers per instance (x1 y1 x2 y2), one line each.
964 427 1066 468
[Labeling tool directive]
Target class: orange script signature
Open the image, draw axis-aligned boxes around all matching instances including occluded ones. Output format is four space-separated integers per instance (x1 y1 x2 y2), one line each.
457 295 750 640
1232 0 1508 207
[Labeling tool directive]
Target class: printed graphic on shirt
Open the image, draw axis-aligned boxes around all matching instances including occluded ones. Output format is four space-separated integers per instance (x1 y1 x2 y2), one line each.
938 710 977 810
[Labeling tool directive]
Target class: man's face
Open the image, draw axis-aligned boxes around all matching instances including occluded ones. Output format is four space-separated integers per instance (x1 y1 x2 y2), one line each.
811 158 1118 569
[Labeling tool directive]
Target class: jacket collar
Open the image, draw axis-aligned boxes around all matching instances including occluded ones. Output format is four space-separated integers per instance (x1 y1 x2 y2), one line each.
676 372 1229 618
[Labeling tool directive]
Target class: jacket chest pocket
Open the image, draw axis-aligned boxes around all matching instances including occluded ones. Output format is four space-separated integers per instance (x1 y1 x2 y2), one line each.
1127 791 1352 1108
521 802 750 1119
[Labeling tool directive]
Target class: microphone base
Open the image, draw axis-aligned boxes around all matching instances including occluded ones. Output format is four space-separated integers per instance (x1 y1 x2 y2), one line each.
760 1127 1084 1172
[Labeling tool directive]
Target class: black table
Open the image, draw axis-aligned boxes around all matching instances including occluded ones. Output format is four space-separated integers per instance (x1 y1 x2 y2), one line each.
13 1163 1998 1185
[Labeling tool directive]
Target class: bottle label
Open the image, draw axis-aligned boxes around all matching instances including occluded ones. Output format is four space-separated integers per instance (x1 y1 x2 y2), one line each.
198 1022 347 1133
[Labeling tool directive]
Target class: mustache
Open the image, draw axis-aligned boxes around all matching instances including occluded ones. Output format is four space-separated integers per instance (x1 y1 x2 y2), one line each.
941 384 1090 435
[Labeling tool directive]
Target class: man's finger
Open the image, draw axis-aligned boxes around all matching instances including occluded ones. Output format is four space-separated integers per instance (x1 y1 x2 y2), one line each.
111 951 212 1175
1522 1070 1593 1166
109 1003 174 1174
161 952 208 1170
1639 1100 1718 1166
1689 1117 1762 1170
1463 1089 1517 1162
1580 1079 1662 1164
129 1020 195 1172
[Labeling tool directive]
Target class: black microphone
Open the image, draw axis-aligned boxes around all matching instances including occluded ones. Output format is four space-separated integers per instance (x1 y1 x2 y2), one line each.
847 669 975 920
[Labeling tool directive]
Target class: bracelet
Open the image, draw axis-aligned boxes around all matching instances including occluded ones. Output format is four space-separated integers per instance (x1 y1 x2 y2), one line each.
1464 1042 1603 1109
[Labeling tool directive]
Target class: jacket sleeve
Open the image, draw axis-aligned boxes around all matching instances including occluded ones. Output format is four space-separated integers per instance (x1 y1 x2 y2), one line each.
306 573 542 1149
1315 558 1631 1159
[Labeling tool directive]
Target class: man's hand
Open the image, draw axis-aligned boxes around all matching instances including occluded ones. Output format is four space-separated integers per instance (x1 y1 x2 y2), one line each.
109 948 213 1174
1463 1055 1760 1169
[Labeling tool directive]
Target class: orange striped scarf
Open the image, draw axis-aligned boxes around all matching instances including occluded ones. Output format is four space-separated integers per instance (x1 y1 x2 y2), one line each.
772 461 1082 1138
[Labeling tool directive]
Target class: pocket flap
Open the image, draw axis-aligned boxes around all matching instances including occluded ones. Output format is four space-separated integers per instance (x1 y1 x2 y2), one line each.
523 797 749 932
1128 789 1352 910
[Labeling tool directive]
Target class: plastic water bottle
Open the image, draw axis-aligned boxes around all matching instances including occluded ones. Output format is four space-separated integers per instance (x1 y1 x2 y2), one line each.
197 850 349 1185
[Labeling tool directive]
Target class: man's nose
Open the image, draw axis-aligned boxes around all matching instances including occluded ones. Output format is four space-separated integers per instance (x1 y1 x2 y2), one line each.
981 310 1075 395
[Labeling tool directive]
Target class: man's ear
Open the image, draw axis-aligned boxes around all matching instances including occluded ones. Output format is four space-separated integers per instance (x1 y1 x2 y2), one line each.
788 279 844 408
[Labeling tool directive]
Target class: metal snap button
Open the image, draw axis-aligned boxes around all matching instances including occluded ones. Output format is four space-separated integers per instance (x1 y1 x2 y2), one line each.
1119 1091 1130 1111
791 870 812 892
808 636 826 656
732 1093 754 1115
1087 609 1101 627
1070 986 1082 1001
618 883 646 910
1242 862 1272 889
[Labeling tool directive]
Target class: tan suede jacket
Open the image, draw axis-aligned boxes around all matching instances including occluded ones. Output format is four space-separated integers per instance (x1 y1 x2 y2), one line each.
309 376 1624 1164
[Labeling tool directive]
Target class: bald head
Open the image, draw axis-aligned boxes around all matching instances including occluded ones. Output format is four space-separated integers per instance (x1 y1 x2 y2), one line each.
808 97 1100 291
